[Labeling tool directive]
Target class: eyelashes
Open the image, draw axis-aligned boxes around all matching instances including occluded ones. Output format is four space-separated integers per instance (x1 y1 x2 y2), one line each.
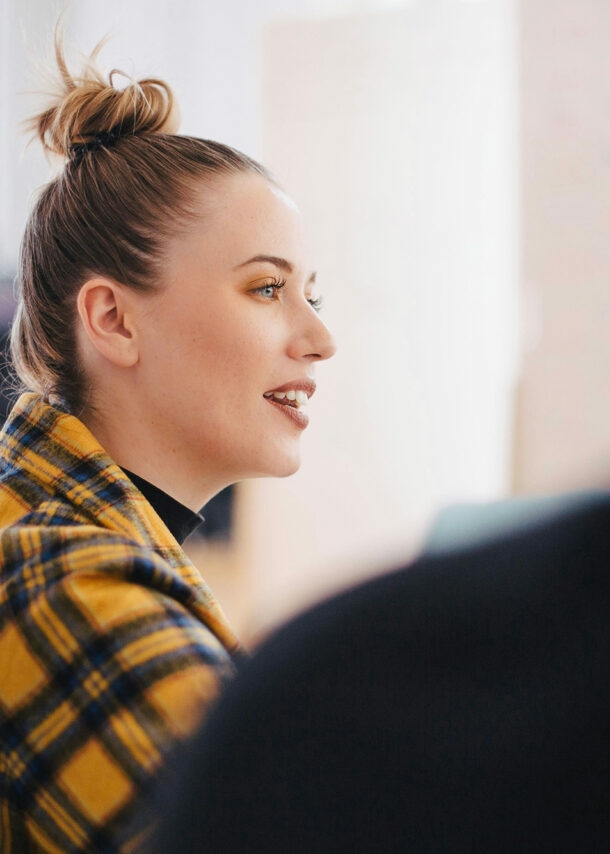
252 278 287 300
251 278 323 313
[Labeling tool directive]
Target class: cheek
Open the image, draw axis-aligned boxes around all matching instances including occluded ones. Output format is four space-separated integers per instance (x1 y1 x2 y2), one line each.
154 302 223 365
148 294 280 397
172 331 260 409
197 312 275 375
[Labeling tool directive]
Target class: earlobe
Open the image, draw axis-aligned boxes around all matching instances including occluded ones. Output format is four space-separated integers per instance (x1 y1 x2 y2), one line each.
76 278 139 368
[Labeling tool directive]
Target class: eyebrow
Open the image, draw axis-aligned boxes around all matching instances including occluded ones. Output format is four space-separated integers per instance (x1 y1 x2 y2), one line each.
235 254 293 272
235 254 317 282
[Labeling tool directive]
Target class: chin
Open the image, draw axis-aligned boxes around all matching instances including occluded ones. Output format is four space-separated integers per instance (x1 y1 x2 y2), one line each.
277 458 301 478
256 447 301 479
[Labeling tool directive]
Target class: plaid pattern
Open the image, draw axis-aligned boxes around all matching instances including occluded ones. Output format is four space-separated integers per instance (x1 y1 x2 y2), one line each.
0 394 241 853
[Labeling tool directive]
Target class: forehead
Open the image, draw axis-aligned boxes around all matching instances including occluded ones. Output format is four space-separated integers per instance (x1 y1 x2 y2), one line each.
164 171 310 280
198 171 304 247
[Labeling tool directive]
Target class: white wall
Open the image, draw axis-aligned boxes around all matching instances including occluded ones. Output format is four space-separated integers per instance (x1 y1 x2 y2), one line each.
241 0 519 636
0 0 60 275
514 0 610 494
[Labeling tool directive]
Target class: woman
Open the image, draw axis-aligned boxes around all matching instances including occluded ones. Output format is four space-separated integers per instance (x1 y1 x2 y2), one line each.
0 38 335 854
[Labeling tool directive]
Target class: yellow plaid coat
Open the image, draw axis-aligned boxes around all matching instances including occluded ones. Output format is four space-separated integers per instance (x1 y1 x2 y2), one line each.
0 394 241 853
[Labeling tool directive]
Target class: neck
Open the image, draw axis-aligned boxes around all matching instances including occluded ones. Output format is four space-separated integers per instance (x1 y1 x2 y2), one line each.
79 402 229 512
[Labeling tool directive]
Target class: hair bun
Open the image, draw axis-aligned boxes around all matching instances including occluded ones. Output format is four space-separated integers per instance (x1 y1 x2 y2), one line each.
30 35 180 159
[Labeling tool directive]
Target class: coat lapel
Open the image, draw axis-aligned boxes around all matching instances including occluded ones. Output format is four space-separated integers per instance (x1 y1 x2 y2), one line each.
0 393 240 655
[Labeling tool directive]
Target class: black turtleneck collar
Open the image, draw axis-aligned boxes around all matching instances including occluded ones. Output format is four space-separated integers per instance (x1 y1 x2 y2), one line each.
122 469 204 546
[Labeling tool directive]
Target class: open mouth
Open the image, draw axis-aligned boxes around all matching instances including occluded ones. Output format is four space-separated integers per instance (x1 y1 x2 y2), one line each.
263 389 309 411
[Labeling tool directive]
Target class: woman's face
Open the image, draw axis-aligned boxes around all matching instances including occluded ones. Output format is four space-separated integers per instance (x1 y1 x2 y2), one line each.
132 171 336 505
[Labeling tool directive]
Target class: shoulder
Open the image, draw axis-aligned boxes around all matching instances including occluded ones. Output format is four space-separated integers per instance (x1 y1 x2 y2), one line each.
193 489 610 754
1 520 179 587
264 490 610 660
0 522 233 670
152 492 610 854
0 524 233 852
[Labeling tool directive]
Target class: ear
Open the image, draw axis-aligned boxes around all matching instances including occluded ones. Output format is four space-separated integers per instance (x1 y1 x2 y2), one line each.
76 278 139 368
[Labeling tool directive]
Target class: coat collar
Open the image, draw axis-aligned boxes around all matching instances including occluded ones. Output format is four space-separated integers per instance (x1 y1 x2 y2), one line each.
0 393 240 655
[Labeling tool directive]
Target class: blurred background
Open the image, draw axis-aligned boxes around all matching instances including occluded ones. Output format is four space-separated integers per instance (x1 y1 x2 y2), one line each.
1 0 608 643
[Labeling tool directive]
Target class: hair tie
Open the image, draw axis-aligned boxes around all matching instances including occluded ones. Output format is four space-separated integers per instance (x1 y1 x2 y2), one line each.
70 130 120 163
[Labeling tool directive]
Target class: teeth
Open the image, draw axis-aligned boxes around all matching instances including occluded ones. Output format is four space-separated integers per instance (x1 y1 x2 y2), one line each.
265 388 310 410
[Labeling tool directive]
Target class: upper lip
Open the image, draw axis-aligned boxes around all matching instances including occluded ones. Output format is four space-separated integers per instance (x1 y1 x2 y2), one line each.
264 378 317 399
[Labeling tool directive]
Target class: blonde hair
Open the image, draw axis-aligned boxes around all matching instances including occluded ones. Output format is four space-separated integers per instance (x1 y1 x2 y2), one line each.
12 35 268 411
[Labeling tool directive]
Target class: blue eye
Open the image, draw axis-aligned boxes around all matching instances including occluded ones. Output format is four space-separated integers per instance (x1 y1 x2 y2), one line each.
252 279 286 300
260 284 278 298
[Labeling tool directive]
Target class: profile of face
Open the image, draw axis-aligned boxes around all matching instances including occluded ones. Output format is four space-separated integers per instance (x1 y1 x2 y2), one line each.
83 171 336 507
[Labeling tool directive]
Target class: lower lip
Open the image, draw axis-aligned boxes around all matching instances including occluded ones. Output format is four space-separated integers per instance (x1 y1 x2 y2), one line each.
265 398 309 429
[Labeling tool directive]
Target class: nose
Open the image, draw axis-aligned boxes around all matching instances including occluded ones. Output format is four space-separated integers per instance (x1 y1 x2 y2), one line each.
289 305 337 362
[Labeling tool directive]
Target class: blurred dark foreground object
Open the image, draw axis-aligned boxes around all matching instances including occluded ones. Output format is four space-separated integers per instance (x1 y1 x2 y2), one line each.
147 491 610 853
